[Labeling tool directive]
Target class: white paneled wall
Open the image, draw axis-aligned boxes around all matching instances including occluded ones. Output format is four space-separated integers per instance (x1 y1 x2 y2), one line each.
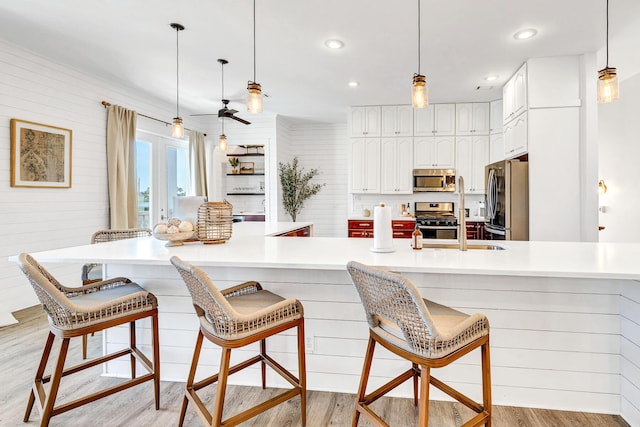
288 123 349 237
621 281 640 425
0 40 206 325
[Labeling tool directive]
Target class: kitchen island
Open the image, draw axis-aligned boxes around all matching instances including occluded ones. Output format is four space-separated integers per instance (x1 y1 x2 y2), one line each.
10 222 640 425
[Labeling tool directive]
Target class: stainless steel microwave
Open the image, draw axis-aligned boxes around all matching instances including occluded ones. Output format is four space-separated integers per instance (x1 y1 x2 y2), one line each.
413 169 456 192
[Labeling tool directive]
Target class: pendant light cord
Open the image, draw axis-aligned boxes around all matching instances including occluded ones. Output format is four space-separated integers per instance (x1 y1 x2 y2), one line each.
417 0 421 75
605 0 609 67
175 26 180 118
221 61 225 134
253 0 257 82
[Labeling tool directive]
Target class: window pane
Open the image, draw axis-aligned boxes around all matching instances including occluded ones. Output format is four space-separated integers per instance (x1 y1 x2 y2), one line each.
136 140 151 228
166 145 189 218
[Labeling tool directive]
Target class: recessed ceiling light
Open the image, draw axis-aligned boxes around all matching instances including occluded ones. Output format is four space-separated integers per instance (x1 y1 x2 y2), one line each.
324 39 344 49
513 28 538 40
348 81 359 87
484 75 498 82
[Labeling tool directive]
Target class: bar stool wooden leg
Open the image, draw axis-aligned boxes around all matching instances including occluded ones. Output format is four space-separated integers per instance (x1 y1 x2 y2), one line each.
41 337 70 427
24 332 55 422
179 331 204 427
82 334 88 359
418 365 430 427
260 339 267 389
152 313 161 410
352 336 376 427
212 348 232 426
412 363 419 406
297 321 307 427
129 320 137 379
482 340 492 427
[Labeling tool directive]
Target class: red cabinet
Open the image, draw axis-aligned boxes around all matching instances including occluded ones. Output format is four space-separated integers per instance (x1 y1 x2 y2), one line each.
466 221 484 240
348 219 415 238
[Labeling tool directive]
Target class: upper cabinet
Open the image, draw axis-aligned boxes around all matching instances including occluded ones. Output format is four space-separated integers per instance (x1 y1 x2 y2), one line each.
414 104 455 136
350 106 381 137
350 138 381 193
414 136 455 169
455 136 489 194
489 100 503 134
455 103 490 136
381 105 414 137
503 63 528 123
380 137 413 194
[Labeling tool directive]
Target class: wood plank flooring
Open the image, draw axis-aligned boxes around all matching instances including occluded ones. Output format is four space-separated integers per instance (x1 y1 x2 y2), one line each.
0 306 630 427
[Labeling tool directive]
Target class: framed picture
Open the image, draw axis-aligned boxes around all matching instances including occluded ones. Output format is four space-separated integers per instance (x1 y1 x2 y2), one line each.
10 119 72 188
239 162 254 175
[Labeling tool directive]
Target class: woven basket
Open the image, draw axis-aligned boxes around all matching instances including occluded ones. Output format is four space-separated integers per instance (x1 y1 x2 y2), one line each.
197 201 233 244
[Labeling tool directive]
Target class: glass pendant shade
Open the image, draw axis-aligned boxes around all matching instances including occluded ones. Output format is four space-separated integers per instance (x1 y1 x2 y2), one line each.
598 67 619 103
171 117 184 138
247 82 263 113
412 74 428 108
218 134 227 152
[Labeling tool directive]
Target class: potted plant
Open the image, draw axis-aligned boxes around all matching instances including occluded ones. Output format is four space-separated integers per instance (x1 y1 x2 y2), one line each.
228 157 239 174
278 157 324 222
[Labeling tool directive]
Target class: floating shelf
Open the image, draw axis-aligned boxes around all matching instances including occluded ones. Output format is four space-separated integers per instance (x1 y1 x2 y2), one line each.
226 192 265 196
226 173 265 176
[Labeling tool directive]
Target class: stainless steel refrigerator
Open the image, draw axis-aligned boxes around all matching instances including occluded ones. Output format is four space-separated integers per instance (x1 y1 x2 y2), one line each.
484 159 529 240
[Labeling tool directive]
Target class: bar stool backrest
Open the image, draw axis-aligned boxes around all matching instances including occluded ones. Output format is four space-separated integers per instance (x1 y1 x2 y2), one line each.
347 261 441 355
91 228 152 244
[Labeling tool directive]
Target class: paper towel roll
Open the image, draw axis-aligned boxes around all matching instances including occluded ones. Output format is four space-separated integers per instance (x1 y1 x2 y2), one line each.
371 203 394 252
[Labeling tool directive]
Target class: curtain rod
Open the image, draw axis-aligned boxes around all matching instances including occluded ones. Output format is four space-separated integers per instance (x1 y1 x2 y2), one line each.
101 101 206 136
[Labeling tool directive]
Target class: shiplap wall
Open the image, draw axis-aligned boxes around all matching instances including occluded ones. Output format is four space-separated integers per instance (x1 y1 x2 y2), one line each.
621 281 640 425
0 40 207 325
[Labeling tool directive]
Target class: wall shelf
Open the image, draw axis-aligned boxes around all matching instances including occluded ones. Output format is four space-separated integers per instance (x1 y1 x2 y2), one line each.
226 192 265 196
227 173 265 176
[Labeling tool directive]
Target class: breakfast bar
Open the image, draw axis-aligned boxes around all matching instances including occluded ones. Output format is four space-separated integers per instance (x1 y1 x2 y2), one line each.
12 222 640 425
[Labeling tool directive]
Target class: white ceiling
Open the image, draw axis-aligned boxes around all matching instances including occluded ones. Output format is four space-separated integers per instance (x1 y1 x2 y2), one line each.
1 0 639 124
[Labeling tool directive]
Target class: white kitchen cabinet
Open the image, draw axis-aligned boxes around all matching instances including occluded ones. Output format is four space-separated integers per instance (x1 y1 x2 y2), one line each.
489 132 504 164
455 103 490 136
503 63 527 123
414 103 455 136
490 100 503 134
504 112 527 159
380 137 413 194
350 106 381 137
350 138 380 193
414 136 455 169
381 105 413 137
455 136 489 194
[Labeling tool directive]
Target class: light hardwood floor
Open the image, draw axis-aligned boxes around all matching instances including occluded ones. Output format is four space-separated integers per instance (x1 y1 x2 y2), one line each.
0 306 630 427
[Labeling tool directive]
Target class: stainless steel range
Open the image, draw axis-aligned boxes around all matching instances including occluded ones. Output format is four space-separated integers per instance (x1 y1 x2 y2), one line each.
414 202 458 239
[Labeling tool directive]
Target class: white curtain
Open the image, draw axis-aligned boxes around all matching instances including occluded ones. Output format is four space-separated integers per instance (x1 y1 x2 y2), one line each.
189 130 208 199
106 105 138 228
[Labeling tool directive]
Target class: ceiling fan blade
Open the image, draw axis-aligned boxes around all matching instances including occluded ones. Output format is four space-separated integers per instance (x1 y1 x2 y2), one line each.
190 113 218 117
230 115 251 125
227 108 239 115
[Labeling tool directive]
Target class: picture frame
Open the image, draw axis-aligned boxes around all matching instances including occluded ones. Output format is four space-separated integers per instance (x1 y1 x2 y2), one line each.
10 119 72 188
239 162 254 175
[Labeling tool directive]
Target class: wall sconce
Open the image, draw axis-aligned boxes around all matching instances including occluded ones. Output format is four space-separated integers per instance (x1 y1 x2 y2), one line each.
598 180 608 195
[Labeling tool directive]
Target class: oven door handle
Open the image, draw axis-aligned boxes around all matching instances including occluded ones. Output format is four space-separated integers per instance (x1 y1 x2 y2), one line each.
484 224 506 236
418 225 459 230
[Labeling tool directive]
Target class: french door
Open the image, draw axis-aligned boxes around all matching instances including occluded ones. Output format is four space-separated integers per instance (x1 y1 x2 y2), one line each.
135 130 190 228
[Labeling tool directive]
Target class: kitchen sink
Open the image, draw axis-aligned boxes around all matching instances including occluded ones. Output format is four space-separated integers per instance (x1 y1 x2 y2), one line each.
422 243 505 250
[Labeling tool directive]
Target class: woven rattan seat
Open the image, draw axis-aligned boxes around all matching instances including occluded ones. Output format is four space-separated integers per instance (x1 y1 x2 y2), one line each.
170 256 306 427
17 253 160 427
347 261 491 427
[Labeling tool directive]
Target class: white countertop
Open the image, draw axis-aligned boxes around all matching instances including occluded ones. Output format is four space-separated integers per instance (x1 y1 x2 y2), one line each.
12 222 640 281
349 216 415 221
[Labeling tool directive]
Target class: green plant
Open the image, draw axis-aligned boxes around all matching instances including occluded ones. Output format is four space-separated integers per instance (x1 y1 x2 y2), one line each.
228 157 239 168
278 157 324 222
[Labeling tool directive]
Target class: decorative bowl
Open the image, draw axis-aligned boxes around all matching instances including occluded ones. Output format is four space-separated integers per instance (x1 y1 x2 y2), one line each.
152 231 195 247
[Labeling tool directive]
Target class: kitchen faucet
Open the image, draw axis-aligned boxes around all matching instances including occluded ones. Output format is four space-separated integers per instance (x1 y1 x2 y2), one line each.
458 176 467 251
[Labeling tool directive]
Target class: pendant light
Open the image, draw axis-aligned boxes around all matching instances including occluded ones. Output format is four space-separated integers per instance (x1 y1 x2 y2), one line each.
598 0 619 103
218 59 229 152
247 0 263 113
412 0 428 108
170 23 185 138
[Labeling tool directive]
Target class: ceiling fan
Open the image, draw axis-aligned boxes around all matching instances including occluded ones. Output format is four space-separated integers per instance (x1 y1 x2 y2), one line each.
191 59 251 125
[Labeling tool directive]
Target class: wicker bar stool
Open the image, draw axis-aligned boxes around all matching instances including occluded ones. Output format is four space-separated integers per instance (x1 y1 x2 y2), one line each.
80 228 152 359
17 253 160 427
170 256 306 427
346 261 491 427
